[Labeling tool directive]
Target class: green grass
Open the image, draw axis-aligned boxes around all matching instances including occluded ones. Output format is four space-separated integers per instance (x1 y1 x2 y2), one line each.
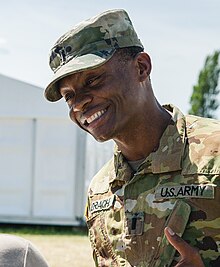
0 224 88 236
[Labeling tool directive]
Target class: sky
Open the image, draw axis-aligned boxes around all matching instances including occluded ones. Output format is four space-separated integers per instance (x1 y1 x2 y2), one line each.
0 0 220 116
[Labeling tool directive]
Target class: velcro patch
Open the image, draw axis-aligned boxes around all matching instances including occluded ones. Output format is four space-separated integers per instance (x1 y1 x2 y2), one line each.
90 195 115 214
155 184 215 200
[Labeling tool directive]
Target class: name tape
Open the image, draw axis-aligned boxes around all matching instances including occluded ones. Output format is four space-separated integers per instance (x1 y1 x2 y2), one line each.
155 184 215 200
90 195 115 214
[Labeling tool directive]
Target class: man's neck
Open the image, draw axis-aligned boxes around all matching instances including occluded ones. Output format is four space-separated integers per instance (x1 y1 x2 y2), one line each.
114 106 171 161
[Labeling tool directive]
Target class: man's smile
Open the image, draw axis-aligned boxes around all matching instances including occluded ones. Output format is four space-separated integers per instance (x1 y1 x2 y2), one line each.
80 108 108 127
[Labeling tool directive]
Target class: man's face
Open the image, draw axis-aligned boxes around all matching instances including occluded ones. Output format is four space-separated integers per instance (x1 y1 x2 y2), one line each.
59 53 147 142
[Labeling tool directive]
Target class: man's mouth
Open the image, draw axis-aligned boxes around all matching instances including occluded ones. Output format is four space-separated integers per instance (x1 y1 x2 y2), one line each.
80 108 107 126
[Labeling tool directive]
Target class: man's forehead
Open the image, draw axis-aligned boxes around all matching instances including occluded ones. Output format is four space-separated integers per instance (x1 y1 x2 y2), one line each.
68 66 103 81
58 72 83 92
59 66 104 91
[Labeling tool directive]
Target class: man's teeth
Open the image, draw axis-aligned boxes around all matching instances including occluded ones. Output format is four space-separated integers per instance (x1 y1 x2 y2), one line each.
86 109 106 124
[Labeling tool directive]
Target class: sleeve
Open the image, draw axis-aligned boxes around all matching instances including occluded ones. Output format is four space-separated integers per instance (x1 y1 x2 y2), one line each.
85 198 99 267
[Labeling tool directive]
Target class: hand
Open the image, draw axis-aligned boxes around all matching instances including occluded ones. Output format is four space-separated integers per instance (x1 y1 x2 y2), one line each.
164 227 205 267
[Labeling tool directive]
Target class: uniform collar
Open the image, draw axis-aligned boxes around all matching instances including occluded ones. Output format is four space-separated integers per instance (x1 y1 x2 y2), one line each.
111 104 186 183
151 104 186 173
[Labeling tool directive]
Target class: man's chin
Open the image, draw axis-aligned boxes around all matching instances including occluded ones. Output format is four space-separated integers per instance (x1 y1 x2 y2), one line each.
90 132 112 143
76 124 109 142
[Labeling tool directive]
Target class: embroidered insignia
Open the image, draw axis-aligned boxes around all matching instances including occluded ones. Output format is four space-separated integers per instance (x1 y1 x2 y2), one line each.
90 195 115 213
155 184 215 200
125 212 144 236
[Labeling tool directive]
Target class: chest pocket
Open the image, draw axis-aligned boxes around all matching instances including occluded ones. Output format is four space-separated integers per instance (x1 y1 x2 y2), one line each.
123 200 191 267
86 196 191 267
154 200 191 267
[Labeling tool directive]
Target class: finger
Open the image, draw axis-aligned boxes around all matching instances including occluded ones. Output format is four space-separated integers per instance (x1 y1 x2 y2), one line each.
164 227 205 267
164 227 196 258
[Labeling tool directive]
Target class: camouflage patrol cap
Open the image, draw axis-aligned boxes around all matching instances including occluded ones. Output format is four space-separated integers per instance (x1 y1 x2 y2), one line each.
44 9 144 102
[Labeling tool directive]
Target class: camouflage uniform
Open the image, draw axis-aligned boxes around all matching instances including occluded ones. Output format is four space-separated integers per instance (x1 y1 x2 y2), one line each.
85 104 220 267
44 8 220 267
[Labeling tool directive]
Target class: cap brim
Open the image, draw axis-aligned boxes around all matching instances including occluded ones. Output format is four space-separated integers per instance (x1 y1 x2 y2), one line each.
44 50 115 102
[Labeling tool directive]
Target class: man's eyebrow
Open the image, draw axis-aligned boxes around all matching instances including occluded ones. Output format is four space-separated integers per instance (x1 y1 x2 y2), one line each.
83 72 98 80
59 86 71 96
84 66 104 78
59 68 104 94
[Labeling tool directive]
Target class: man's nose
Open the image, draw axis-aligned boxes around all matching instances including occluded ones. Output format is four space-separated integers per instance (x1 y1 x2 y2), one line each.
73 94 93 112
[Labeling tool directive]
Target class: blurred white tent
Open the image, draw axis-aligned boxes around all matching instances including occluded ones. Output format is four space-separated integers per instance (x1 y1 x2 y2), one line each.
0 74 113 225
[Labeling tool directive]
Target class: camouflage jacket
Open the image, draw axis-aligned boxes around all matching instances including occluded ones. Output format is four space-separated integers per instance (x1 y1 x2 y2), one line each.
85 104 220 267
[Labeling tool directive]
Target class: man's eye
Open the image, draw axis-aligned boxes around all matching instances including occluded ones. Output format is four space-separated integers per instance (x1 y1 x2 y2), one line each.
86 75 102 86
86 78 96 86
65 94 74 102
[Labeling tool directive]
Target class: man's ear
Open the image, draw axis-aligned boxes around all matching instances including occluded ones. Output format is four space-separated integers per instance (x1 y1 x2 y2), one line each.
135 52 152 82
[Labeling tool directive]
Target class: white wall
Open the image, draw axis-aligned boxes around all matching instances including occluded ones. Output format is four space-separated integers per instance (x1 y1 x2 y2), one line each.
0 117 81 225
0 74 114 225
0 118 33 217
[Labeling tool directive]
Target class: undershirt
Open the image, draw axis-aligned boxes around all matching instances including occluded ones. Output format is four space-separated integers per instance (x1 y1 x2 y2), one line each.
128 158 145 172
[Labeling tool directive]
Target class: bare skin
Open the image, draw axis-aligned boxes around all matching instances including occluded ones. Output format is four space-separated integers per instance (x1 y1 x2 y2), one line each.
59 52 171 160
59 51 205 265
164 227 205 267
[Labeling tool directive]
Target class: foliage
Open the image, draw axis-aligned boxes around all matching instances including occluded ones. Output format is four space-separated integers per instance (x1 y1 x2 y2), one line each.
189 50 220 118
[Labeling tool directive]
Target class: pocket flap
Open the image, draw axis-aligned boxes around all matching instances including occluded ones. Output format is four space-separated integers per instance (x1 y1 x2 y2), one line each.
154 200 191 267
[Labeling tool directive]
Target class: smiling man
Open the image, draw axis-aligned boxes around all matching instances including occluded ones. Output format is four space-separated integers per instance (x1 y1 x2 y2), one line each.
45 9 220 267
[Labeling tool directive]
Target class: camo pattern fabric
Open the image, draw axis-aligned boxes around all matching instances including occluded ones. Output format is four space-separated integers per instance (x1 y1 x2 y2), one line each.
45 9 143 102
85 104 220 267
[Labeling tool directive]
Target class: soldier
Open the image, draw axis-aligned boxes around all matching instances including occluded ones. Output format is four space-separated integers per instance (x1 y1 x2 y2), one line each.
45 9 220 267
